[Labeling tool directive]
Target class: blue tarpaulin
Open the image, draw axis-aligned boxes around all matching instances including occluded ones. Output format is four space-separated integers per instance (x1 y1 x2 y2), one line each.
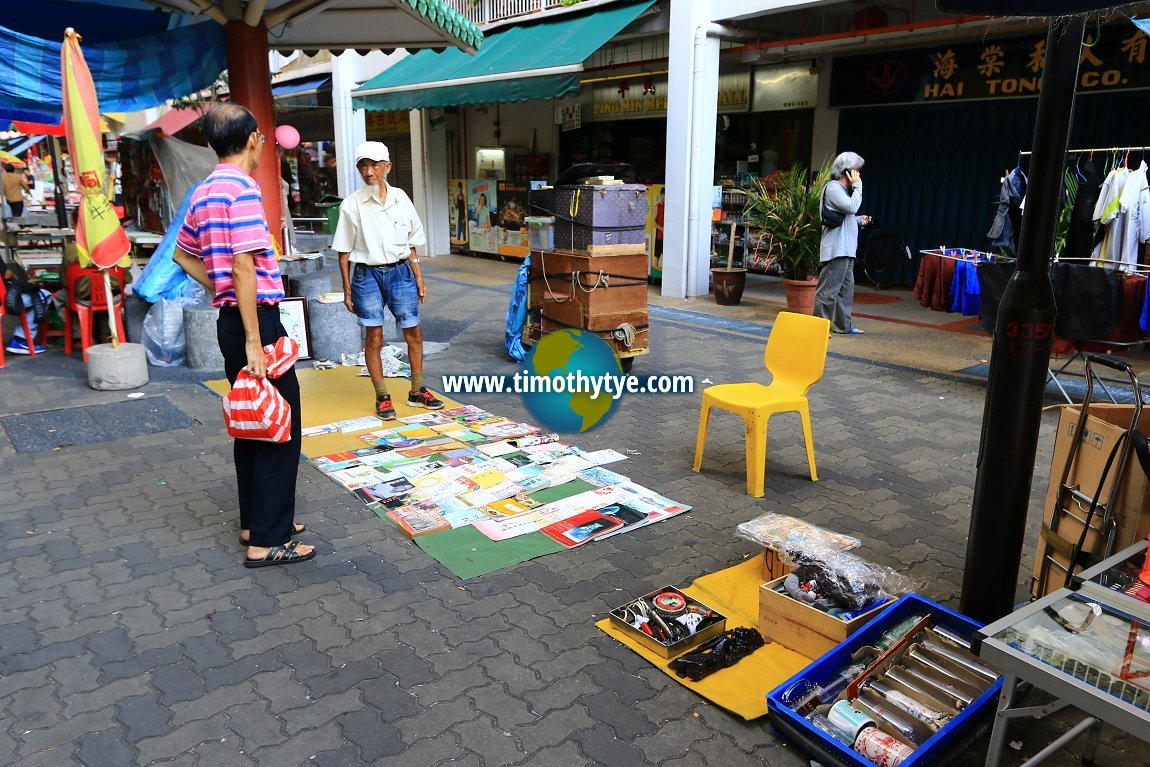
134 184 201 304
505 254 531 362
0 21 226 120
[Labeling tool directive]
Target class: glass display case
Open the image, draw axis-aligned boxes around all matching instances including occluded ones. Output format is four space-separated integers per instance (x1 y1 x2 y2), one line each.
475 147 506 180
977 587 1150 752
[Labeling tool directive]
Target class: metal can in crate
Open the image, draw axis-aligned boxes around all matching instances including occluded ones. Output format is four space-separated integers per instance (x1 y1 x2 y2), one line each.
854 728 915 767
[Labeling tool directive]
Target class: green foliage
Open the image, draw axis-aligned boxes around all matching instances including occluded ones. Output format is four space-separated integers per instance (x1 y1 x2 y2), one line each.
742 164 832 280
1054 167 1078 258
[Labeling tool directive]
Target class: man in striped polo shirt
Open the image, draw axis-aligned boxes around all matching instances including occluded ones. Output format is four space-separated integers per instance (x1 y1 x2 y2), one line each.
173 104 315 569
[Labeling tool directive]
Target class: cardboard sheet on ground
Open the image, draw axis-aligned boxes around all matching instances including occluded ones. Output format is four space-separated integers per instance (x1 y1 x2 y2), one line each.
597 557 812 720
204 367 461 458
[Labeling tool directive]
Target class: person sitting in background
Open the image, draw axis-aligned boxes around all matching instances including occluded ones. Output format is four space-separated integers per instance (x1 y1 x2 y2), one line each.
52 208 127 343
54 239 127 343
3 163 30 219
2 256 50 355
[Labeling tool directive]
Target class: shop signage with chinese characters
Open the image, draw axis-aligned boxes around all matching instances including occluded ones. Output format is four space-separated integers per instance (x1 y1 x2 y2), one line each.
584 71 750 121
365 110 411 134
556 103 582 131
830 25 1150 107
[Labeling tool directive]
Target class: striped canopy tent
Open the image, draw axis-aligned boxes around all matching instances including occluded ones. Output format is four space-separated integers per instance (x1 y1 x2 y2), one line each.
10 0 482 245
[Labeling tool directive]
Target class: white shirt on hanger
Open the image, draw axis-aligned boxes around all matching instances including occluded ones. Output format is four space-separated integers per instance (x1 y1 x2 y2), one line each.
1118 161 1150 267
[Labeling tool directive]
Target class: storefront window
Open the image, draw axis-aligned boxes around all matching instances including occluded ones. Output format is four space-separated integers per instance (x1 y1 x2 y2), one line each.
559 118 664 183
557 109 814 186
715 111 814 184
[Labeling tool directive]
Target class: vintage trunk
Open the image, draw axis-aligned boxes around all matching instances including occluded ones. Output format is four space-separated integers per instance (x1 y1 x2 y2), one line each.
552 184 648 252
538 308 649 355
530 250 647 317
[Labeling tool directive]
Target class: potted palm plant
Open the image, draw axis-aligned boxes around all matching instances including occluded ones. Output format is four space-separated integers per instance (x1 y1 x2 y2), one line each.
743 164 831 314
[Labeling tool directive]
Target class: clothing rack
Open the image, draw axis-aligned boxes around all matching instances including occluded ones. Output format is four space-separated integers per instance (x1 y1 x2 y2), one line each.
1019 146 1150 156
919 247 1012 264
1053 256 1150 274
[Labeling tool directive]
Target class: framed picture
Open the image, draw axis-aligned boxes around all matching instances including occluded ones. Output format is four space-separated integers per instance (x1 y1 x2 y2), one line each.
278 297 312 360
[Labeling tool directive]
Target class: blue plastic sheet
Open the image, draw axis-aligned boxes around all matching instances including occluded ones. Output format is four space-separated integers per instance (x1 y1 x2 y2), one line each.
505 253 531 361
133 184 199 304
0 21 226 120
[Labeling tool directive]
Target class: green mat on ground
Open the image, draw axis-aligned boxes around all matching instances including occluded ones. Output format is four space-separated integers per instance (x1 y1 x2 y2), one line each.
416 527 566 580
415 479 598 579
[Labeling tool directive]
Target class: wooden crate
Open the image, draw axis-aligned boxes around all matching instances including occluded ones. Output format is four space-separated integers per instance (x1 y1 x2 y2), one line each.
531 249 648 317
538 293 585 330
762 547 795 581
585 309 648 355
538 309 648 356
532 249 648 278
559 243 647 256
758 576 892 658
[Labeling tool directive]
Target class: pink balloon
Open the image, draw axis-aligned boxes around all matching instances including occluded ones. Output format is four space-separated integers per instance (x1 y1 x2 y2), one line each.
275 125 300 150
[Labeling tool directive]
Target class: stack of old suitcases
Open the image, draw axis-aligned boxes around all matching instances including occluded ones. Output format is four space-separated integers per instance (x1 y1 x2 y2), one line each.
525 169 650 367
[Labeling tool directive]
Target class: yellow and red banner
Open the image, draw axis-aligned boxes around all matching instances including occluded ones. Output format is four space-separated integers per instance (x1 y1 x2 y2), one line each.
62 28 130 269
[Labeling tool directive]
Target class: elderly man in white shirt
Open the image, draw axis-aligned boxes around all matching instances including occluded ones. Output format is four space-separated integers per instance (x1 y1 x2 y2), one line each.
334 141 443 418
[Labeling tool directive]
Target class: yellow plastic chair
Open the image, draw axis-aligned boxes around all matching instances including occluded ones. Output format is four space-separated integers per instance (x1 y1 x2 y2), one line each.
693 311 831 497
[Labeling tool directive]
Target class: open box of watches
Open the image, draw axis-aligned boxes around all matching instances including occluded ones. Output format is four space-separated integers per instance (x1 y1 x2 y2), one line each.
767 594 1003 767
608 586 727 659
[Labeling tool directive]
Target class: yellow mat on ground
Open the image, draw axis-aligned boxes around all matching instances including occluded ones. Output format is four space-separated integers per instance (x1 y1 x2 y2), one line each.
597 557 813 720
204 366 461 458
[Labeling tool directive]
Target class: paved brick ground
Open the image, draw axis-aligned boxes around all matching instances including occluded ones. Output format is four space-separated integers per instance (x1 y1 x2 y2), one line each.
0 259 1145 766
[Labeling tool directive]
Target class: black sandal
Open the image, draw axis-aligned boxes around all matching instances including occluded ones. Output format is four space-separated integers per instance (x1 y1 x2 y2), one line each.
244 542 316 568
240 523 306 546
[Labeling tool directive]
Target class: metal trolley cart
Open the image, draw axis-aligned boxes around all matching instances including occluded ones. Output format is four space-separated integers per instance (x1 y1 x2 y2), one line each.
1034 355 1143 596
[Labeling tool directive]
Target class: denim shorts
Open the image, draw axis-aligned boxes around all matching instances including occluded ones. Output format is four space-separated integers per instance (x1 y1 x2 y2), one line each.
350 261 420 329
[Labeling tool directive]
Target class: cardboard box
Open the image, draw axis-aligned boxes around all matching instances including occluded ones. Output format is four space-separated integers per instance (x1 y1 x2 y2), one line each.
609 586 727 659
758 577 893 658
1031 403 1150 598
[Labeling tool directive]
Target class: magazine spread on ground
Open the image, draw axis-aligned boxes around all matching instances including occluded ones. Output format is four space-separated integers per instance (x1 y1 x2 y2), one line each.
306 406 692 553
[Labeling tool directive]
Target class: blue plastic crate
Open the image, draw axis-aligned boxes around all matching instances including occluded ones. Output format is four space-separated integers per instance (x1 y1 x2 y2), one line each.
766 594 1002 767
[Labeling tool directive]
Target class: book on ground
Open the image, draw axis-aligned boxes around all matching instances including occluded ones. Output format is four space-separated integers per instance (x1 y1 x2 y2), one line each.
539 510 623 547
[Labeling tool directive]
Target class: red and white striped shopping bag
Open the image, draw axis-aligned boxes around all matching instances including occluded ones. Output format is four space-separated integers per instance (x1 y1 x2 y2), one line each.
221 336 300 443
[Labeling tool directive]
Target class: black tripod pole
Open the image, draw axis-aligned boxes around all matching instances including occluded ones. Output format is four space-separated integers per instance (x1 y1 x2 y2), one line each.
960 15 1085 624
47 137 68 229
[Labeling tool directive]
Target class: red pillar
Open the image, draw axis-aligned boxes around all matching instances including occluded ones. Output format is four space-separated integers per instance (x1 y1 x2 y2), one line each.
224 20 284 251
